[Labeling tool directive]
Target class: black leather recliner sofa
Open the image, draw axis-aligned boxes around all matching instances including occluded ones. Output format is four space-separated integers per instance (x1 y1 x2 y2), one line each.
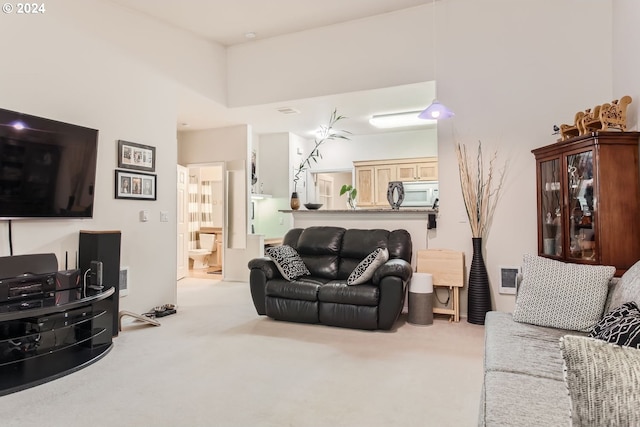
248 226 413 330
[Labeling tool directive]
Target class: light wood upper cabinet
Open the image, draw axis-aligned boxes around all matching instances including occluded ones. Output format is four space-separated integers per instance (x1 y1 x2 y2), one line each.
396 164 417 181
354 157 437 208
416 161 438 181
355 166 375 207
397 160 438 181
374 165 397 206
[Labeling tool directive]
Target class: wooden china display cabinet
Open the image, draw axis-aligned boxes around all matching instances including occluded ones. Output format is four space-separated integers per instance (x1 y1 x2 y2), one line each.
532 132 640 276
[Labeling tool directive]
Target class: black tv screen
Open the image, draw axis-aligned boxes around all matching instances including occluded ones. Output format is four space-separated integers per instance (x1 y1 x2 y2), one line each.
0 108 99 219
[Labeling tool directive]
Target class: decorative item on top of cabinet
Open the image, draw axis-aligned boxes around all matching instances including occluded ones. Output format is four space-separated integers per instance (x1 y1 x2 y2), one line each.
532 132 640 276
558 96 632 141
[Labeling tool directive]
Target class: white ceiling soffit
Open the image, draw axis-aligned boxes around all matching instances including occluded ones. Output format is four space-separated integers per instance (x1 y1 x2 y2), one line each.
178 81 437 136
109 0 432 46
109 0 438 135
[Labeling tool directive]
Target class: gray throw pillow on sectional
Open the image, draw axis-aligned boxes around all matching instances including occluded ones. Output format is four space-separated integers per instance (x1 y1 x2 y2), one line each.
347 247 389 285
560 335 640 427
513 254 615 332
606 259 640 314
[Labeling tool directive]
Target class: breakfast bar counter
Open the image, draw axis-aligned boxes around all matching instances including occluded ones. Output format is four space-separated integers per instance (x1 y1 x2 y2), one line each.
279 209 437 267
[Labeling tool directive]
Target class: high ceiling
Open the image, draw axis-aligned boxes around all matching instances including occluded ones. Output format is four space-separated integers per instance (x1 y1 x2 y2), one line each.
109 0 436 136
109 0 432 47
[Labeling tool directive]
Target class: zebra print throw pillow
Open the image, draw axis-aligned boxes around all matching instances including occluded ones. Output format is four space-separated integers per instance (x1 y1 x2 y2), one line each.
265 245 310 281
589 301 640 348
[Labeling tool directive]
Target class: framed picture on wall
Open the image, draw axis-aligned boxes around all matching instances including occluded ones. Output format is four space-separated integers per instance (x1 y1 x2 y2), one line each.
115 170 157 200
117 140 155 172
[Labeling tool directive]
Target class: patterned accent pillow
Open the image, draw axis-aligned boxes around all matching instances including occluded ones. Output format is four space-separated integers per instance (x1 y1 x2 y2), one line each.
347 247 389 285
606 260 640 313
589 302 640 348
512 254 615 331
560 335 640 427
265 245 310 281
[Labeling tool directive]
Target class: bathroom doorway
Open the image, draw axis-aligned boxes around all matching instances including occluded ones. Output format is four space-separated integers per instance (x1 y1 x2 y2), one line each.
181 163 225 280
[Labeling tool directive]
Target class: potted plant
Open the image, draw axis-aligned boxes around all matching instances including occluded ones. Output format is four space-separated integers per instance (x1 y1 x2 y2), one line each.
291 109 350 209
340 184 357 210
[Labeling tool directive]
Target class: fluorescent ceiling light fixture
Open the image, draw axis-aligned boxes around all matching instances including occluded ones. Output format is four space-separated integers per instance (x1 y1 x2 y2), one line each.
418 100 455 120
369 111 436 129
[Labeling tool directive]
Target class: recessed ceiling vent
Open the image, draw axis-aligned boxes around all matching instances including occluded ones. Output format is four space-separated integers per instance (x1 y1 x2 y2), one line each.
276 107 300 115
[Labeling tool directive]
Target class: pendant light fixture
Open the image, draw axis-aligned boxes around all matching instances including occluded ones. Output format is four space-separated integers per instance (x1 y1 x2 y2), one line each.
419 0 454 120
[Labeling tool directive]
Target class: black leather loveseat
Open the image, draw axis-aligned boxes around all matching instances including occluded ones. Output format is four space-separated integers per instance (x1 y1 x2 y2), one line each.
248 226 413 330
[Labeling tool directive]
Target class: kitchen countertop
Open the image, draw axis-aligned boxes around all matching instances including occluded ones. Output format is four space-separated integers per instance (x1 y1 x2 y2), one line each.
279 209 436 213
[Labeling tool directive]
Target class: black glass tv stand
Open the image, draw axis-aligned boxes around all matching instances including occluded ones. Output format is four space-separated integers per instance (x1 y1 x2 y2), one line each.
0 287 115 396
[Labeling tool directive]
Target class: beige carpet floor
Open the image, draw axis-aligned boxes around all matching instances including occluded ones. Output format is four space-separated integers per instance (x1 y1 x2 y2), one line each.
0 278 486 427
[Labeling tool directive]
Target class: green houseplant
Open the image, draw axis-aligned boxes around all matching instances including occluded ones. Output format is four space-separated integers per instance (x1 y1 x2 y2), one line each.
340 184 357 210
291 109 350 209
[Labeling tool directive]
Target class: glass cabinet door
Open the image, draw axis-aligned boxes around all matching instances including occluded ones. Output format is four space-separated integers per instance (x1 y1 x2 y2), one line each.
566 150 595 262
540 159 562 256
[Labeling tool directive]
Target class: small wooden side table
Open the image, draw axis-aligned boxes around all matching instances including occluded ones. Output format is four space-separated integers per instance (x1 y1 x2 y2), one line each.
417 249 465 322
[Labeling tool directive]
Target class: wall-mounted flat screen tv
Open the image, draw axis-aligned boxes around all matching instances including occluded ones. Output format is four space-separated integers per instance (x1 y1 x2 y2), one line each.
0 108 99 219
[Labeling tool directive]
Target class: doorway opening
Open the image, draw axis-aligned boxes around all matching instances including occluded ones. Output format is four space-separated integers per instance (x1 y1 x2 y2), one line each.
310 169 352 210
178 163 225 280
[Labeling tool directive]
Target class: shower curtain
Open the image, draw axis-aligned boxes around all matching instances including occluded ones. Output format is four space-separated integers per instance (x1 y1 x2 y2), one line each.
188 177 216 250
188 175 199 250
200 180 214 228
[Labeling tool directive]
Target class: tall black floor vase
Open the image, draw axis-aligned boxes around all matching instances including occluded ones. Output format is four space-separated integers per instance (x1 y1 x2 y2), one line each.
467 237 492 325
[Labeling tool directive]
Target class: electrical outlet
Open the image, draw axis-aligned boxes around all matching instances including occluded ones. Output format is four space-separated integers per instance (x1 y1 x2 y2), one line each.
160 211 169 222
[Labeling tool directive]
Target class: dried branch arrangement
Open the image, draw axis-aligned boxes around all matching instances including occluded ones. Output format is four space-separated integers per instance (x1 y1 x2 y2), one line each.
455 141 505 238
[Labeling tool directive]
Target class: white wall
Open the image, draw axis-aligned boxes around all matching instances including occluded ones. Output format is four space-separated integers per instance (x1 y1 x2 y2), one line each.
0 0 227 314
613 0 640 132
308 128 438 171
227 6 432 107
255 133 292 238
433 0 612 314
227 0 614 315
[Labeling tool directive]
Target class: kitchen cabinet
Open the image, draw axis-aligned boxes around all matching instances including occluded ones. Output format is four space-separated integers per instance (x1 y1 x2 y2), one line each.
354 157 436 208
532 132 640 276
397 160 438 181
355 166 374 206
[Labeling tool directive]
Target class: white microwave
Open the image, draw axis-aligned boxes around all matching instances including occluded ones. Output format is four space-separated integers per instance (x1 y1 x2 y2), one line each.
401 181 439 207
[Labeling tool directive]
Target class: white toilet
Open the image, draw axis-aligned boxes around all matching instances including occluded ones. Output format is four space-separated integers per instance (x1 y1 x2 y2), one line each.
188 233 216 269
